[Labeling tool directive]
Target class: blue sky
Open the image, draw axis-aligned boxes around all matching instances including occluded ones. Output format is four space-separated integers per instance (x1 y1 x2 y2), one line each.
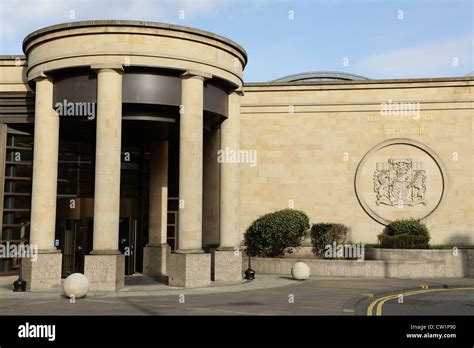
0 0 472 81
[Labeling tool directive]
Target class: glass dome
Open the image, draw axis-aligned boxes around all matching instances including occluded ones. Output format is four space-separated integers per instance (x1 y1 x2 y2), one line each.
272 71 370 82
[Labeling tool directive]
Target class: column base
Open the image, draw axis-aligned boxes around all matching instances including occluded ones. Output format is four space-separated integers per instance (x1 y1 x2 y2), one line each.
143 244 170 276
22 251 62 291
212 249 243 282
168 253 211 288
84 254 125 291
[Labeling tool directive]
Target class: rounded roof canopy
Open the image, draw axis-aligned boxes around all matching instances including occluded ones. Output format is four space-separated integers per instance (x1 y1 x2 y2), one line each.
22 20 247 88
23 20 247 64
272 71 370 82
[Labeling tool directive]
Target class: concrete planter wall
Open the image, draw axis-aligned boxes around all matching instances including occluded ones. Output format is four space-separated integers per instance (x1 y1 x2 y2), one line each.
366 248 456 261
244 249 474 279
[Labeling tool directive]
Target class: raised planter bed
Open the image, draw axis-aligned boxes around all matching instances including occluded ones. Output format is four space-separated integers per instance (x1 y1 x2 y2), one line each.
243 248 474 279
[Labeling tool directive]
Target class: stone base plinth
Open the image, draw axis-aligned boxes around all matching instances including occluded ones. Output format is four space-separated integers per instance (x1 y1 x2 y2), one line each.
212 249 243 282
168 253 211 288
23 251 62 291
143 244 170 276
84 254 125 291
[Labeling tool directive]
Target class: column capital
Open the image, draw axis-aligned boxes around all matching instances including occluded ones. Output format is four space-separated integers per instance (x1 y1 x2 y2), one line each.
31 71 52 83
230 88 244 97
91 63 124 73
181 69 212 80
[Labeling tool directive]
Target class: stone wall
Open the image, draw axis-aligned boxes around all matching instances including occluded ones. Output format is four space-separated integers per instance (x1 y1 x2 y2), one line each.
243 248 471 278
467 249 474 277
0 56 29 92
240 78 474 246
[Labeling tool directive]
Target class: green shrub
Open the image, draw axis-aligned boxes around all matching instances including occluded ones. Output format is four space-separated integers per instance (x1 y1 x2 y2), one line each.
244 209 310 257
310 223 349 257
378 218 430 249
385 218 430 238
429 245 455 250
378 234 429 249
364 244 378 249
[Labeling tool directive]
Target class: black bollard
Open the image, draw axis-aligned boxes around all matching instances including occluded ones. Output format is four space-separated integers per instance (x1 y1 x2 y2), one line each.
244 255 255 280
13 255 27 292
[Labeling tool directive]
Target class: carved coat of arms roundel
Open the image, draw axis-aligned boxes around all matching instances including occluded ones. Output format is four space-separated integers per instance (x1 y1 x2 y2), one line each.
373 158 427 207
355 139 445 225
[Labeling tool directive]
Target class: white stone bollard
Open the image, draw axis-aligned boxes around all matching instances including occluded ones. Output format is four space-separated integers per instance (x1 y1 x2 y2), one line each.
63 273 89 298
291 262 310 280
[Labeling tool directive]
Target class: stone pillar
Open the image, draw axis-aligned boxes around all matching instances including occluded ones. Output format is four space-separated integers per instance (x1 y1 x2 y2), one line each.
84 65 125 291
168 70 211 288
143 141 170 277
23 73 62 290
212 90 243 283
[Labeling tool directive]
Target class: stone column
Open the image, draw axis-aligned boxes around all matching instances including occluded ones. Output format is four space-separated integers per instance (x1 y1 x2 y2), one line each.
168 70 211 288
23 73 62 290
84 64 125 291
212 90 243 282
143 141 170 277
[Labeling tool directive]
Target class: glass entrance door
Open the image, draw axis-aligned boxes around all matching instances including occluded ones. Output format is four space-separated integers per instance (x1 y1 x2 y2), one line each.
61 220 76 277
57 197 138 277
59 218 93 277
119 217 137 276
58 216 137 277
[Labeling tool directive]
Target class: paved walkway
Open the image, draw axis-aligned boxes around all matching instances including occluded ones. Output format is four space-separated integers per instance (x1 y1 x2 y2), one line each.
0 274 297 299
1 274 473 315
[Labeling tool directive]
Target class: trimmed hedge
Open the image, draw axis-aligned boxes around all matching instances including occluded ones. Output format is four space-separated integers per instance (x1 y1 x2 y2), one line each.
378 218 430 249
244 209 310 257
378 234 429 249
385 218 430 238
310 223 349 257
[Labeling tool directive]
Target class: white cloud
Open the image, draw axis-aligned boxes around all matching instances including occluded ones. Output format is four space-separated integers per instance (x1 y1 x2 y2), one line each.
354 35 473 78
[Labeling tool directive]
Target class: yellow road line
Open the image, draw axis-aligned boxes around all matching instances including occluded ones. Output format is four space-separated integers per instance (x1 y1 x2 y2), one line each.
367 287 474 316
368 288 448 316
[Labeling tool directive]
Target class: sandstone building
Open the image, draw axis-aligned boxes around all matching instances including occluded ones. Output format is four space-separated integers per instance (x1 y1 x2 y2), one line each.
0 21 472 290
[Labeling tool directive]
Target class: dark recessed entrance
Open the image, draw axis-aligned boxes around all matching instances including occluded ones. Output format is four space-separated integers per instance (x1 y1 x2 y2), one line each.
53 117 177 278
57 197 139 277
0 114 179 277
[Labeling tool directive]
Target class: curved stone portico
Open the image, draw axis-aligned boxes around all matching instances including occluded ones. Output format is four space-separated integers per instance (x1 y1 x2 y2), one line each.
20 20 247 290
23 20 246 87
